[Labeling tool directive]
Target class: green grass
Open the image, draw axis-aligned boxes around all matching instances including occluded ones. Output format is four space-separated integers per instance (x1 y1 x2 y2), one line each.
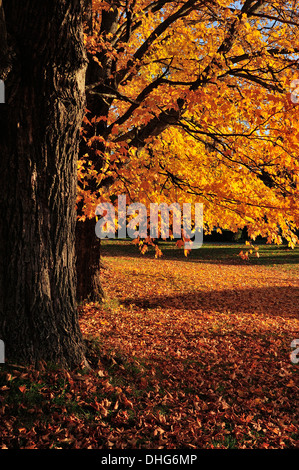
100 239 299 270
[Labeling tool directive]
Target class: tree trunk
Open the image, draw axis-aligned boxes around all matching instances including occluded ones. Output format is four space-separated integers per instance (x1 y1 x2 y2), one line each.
76 219 104 303
75 40 113 303
0 0 87 368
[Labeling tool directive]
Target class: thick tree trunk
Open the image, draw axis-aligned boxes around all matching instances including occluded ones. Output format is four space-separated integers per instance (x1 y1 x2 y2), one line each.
0 0 87 368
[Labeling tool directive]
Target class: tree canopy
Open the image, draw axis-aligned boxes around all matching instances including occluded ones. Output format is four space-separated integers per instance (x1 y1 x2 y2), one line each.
78 0 299 247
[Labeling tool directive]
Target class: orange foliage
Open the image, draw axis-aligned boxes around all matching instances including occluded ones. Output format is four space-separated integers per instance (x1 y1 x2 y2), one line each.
78 0 299 247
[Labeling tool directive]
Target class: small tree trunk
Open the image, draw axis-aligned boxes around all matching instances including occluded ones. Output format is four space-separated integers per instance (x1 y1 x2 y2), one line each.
0 0 87 368
76 218 104 303
75 5 116 302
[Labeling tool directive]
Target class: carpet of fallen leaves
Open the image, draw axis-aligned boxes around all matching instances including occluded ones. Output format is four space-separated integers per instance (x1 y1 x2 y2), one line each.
0 244 298 449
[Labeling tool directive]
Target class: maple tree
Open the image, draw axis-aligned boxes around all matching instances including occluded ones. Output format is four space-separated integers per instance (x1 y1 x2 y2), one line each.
77 0 299 300
0 0 298 447
1 0 298 369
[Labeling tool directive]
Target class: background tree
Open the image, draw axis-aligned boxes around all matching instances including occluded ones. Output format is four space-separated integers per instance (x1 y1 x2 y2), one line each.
0 0 87 367
77 0 299 299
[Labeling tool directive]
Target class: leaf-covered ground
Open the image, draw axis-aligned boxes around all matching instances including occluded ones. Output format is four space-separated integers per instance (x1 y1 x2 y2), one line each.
0 242 298 449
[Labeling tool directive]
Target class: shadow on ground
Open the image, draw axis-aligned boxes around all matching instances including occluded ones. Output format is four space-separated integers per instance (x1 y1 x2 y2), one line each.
120 285 299 319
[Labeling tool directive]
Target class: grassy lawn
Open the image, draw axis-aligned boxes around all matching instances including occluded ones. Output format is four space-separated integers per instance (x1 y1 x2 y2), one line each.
101 238 299 269
0 240 298 449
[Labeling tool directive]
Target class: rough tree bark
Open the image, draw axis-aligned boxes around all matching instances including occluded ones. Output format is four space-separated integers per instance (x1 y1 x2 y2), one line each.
0 0 88 368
